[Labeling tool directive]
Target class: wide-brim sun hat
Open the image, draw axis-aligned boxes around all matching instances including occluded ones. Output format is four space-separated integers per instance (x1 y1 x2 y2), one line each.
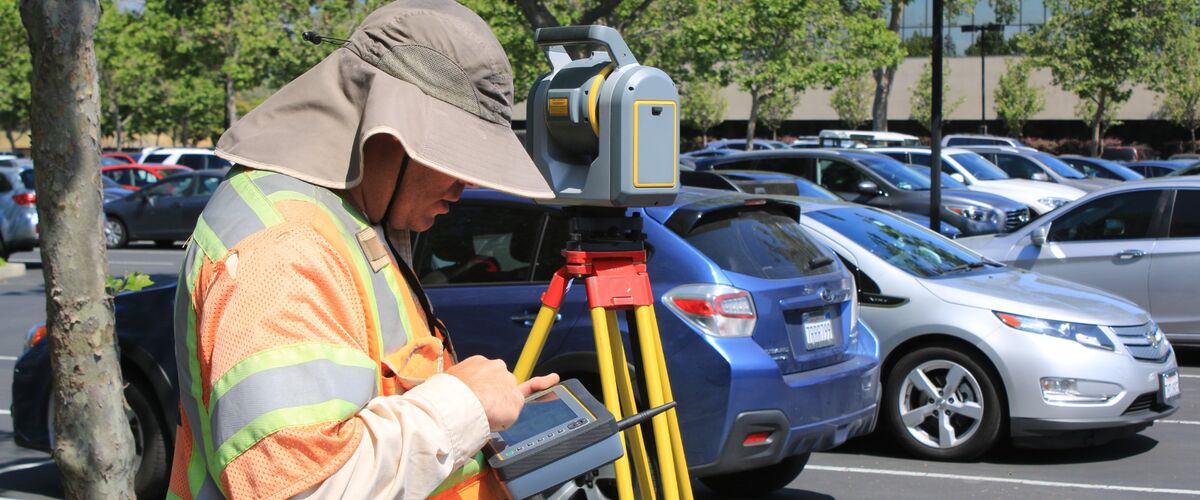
214 0 554 199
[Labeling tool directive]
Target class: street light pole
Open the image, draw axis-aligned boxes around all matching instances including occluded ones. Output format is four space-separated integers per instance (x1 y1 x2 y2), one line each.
961 23 1004 135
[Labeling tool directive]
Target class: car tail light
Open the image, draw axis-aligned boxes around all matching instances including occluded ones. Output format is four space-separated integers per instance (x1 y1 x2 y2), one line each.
663 284 756 338
11 192 35 206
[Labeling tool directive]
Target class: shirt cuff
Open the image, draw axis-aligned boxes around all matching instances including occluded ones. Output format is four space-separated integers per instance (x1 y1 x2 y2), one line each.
403 373 491 466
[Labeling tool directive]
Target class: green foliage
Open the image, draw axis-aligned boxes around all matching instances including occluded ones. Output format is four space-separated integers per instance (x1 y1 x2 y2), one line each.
993 62 1044 136
685 0 900 143
900 32 957 58
758 90 801 140
909 62 963 134
1022 0 1196 152
0 0 31 151
105 272 154 296
1155 24 1200 151
963 31 1020 56
831 73 873 129
680 81 727 139
1074 99 1122 138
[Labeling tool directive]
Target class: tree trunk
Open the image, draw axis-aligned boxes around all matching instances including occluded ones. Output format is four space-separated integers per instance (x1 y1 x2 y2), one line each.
225 71 238 128
1190 127 1197 153
871 1 904 131
4 128 16 153
1090 94 1106 157
18 1 136 499
745 88 760 150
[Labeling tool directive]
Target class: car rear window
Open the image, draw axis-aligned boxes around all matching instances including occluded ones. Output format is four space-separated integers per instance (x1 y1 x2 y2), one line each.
684 208 834 279
143 154 169 164
19 170 35 190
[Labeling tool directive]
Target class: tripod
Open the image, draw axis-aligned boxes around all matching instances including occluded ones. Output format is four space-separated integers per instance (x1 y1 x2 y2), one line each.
512 209 693 500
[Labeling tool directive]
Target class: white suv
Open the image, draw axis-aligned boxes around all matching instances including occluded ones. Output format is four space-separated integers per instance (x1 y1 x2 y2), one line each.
870 147 1085 215
138 148 231 170
941 134 1029 148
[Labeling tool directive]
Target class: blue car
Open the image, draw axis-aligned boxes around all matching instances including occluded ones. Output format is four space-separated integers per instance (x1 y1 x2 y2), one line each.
14 188 881 498
1058 155 1144 181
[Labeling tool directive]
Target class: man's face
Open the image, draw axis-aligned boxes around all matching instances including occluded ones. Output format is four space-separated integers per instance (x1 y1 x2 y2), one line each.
386 159 468 232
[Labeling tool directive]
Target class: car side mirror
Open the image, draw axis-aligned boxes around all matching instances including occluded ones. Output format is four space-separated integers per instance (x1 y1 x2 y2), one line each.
856 181 880 196
1031 224 1050 246
950 173 966 183
1031 172 1050 182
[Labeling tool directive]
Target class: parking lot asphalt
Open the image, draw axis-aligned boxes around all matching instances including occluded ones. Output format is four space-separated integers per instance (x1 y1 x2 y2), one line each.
0 245 1197 499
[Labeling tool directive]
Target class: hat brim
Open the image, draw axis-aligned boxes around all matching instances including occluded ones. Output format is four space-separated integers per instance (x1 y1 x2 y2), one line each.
216 48 554 199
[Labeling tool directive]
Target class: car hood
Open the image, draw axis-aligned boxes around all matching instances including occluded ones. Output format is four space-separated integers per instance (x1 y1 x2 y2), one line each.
1065 177 1119 192
973 178 1085 201
919 268 1148 326
938 189 1025 211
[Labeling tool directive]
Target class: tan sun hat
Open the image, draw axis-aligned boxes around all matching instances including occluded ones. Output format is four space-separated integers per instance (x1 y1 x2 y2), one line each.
214 0 554 199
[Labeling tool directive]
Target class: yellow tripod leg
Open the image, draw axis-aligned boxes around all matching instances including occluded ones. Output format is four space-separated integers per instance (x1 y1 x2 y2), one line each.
513 305 560 383
605 312 656 500
644 306 694 500
633 306 679 500
592 308 636 500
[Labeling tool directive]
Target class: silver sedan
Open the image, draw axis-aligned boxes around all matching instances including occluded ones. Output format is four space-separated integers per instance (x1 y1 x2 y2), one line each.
960 177 1200 347
801 200 1178 461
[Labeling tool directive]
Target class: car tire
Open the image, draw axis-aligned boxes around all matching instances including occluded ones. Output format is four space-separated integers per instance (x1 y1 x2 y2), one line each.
883 346 1003 461
154 240 175 249
126 381 171 500
104 216 128 249
698 453 809 498
0 231 9 260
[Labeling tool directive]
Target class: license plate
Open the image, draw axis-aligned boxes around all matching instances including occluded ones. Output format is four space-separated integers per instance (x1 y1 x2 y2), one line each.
1161 370 1181 403
804 313 835 350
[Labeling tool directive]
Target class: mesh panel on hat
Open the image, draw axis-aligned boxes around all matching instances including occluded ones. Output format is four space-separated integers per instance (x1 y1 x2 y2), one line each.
378 44 481 118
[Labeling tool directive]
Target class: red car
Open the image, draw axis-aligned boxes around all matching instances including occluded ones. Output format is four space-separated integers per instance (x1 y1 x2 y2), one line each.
101 152 137 166
101 164 192 190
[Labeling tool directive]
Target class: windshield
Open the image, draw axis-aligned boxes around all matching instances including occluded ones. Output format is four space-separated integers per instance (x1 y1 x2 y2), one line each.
910 165 967 189
949 152 1008 180
1032 153 1086 179
685 209 835 279
807 207 989 278
101 176 122 189
855 155 932 191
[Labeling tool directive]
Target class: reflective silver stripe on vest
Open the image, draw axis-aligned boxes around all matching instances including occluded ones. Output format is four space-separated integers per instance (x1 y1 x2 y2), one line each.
249 172 410 353
199 180 269 254
209 359 376 450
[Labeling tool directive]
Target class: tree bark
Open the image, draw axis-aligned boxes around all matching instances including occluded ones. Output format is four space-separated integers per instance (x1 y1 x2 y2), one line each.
4 128 16 153
1090 93 1106 157
18 1 136 499
745 87 760 149
871 1 905 131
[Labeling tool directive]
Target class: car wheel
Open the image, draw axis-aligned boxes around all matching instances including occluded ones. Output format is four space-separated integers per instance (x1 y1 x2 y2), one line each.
104 216 128 249
0 231 9 260
126 381 171 499
534 464 618 500
699 453 809 498
884 346 1003 461
154 240 175 249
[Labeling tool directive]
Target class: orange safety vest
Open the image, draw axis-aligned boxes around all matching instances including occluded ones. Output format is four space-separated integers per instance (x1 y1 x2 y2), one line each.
167 168 505 499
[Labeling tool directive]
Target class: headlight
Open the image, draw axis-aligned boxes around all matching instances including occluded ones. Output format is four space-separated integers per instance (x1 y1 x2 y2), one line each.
1037 197 1070 210
946 204 999 223
995 312 1114 350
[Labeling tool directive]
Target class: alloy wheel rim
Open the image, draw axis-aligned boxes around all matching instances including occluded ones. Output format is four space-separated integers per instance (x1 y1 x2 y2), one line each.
539 466 617 500
898 359 985 449
104 218 123 247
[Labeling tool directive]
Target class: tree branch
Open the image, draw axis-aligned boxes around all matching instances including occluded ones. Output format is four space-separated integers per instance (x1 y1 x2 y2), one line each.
515 0 560 30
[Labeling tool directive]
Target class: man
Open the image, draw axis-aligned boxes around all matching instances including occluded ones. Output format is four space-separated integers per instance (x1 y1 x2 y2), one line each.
167 1 559 498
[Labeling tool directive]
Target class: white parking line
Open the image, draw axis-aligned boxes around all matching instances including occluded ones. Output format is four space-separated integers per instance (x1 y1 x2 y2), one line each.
0 459 54 476
0 355 16 361
1162 420 1200 426
0 409 9 415
1180 374 1200 379
806 465 1200 496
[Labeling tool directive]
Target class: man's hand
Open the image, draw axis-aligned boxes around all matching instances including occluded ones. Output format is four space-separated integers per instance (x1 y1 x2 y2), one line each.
446 356 560 431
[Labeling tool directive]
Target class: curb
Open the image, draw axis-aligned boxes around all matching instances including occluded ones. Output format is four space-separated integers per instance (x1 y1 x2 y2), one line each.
0 262 28 281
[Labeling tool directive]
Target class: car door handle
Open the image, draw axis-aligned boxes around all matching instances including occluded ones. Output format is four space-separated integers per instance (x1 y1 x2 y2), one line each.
1116 249 1145 260
511 312 562 327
